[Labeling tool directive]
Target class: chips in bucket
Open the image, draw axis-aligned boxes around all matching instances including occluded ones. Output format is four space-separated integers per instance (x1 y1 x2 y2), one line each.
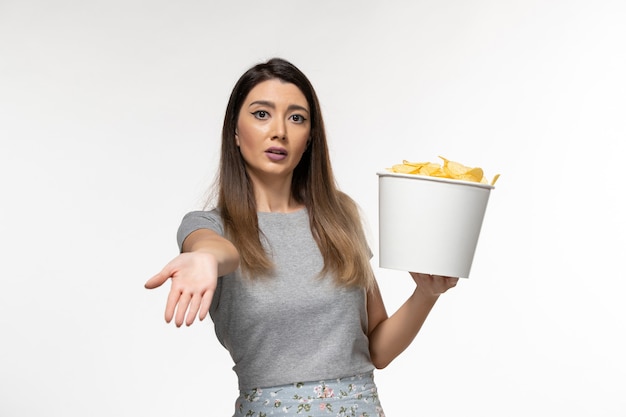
389 156 500 186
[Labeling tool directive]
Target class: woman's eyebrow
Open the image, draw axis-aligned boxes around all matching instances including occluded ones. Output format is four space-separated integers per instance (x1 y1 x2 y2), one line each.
248 100 309 114
288 104 310 114
249 100 275 108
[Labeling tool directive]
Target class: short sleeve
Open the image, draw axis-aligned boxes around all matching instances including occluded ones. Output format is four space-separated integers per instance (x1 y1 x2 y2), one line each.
176 209 224 252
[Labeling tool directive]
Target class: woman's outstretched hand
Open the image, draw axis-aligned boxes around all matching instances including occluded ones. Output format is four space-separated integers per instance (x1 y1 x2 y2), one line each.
145 252 219 327
409 272 459 298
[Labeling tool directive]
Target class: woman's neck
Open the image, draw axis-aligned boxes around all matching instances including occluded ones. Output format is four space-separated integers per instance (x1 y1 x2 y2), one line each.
250 175 303 213
256 195 305 213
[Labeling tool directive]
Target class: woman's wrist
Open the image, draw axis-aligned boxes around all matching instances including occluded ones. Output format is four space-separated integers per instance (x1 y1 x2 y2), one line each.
411 285 440 304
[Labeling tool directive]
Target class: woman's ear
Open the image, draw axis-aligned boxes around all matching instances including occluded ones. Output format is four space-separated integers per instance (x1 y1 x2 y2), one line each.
235 129 240 147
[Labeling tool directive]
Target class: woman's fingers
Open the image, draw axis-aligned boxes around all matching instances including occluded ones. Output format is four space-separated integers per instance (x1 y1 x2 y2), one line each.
144 268 171 289
164 286 212 327
146 253 219 326
432 275 459 293
165 286 181 323
410 272 459 295
185 289 215 325
174 291 192 327
198 290 214 322
444 276 459 287
185 293 203 327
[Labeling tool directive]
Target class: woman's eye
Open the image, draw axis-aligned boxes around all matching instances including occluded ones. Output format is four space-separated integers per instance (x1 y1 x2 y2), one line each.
290 114 306 123
252 110 269 119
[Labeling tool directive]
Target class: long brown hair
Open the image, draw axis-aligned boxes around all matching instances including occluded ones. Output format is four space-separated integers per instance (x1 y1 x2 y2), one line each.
216 58 374 289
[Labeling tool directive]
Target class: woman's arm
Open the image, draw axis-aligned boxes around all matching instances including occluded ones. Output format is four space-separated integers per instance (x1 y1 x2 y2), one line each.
144 229 240 327
181 228 240 275
367 273 458 369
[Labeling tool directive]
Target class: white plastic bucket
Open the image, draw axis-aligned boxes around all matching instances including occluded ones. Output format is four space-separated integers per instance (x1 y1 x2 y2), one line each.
377 171 494 278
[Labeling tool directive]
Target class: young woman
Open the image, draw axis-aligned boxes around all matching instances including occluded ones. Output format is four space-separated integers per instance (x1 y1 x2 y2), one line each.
145 57 458 416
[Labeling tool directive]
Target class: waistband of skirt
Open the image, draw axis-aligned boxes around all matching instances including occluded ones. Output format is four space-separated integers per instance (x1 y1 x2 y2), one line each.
238 371 377 402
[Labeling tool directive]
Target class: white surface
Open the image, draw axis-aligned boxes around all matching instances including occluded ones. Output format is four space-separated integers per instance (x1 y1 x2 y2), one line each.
378 172 492 278
1 1 625 416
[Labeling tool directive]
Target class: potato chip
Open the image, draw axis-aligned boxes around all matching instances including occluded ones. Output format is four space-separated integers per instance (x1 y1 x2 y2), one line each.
391 163 419 174
388 156 500 185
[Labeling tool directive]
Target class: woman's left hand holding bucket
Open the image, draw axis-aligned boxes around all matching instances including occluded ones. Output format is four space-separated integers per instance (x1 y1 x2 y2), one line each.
409 272 459 298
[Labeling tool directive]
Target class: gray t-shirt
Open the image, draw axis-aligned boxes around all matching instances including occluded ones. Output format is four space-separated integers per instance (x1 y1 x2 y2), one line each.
177 208 375 390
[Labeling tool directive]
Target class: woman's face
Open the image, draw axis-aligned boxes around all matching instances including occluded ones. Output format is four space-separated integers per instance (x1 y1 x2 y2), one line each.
235 79 311 184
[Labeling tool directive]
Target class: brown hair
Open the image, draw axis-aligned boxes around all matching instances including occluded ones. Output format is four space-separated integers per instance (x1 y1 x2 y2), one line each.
215 57 374 289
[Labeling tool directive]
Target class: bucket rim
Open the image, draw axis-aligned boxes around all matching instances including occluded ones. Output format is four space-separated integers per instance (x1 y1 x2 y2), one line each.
377 170 495 190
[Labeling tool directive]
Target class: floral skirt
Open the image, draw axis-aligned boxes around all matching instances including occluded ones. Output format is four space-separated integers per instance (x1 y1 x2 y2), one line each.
234 372 385 417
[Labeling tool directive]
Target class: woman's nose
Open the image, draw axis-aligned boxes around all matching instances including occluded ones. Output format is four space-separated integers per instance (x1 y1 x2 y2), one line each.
271 118 287 140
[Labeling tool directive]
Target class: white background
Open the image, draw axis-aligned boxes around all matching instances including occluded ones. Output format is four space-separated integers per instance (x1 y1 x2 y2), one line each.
1 1 625 416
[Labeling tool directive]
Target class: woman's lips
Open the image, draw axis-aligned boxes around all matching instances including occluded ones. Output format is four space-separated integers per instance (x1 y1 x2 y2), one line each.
265 147 288 161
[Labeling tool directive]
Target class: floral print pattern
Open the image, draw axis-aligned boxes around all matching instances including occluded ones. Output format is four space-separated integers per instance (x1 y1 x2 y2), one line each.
234 372 385 417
